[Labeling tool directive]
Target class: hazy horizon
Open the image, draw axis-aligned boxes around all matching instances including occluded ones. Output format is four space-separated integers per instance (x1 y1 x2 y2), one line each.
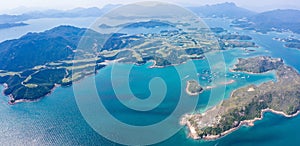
1 0 300 15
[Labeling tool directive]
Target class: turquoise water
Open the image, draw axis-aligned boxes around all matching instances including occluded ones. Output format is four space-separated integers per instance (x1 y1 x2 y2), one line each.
0 18 300 145
0 58 277 146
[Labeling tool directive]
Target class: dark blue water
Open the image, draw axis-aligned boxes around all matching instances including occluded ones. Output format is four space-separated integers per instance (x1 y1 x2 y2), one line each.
0 18 299 145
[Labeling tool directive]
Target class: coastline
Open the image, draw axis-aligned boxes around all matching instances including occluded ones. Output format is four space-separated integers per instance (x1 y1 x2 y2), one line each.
148 59 187 69
7 83 61 105
1 58 187 104
4 68 98 105
185 80 203 96
183 108 300 141
229 56 283 75
229 67 275 75
1 60 109 105
2 57 206 104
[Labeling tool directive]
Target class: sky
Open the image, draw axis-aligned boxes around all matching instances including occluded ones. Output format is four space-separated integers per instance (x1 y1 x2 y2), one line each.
1 0 300 14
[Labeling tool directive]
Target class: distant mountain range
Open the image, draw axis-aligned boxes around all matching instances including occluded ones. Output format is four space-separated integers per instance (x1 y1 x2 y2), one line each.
0 2 300 33
0 4 121 24
249 9 300 33
188 2 256 18
188 3 300 34
0 22 28 29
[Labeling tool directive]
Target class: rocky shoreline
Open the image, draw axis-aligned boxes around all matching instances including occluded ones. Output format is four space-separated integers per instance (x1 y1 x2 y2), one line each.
181 108 300 140
185 80 203 96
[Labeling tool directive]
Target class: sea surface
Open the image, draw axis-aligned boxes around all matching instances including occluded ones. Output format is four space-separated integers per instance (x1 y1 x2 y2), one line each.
0 17 300 146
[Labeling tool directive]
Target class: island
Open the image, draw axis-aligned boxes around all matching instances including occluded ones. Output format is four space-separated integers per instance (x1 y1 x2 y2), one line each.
186 80 203 96
210 27 227 34
218 34 252 40
0 22 28 29
274 37 300 50
285 43 300 49
231 56 284 73
217 33 256 49
181 56 300 140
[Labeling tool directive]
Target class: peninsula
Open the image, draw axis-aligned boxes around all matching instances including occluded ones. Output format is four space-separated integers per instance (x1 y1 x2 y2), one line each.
181 56 300 140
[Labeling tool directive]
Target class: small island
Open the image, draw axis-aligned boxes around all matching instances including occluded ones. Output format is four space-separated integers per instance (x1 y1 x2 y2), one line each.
218 34 252 40
181 56 300 140
274 37 300 50
232 56 284 73
217 33 256 49
186 80 203 96
0 22 28 29
285 43 300 49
